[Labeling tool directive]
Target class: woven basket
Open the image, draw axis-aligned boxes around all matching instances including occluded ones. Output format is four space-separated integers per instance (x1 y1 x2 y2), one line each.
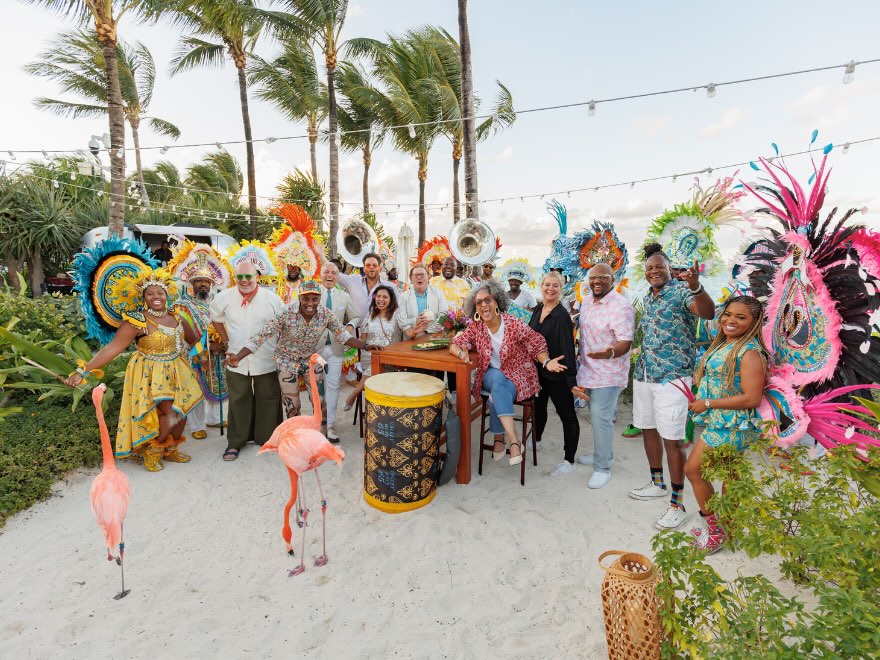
599 550 662 660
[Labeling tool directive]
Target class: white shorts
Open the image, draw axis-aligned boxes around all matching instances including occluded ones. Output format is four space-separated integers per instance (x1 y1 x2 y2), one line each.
633 378 691 440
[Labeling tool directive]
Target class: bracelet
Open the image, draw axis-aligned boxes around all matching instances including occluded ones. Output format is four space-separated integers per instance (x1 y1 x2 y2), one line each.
608 347 616 359
689 284 705 296
542 358 550 369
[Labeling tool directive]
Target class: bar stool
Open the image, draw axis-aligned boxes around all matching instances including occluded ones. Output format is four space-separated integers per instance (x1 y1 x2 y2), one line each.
351 373 365 438
477 392 537 486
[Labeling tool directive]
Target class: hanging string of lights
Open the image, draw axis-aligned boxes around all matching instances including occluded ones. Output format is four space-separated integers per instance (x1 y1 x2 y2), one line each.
1 57 875 157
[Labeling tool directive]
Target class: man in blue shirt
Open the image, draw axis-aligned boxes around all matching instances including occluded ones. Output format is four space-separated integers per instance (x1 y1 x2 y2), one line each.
629 244 715 531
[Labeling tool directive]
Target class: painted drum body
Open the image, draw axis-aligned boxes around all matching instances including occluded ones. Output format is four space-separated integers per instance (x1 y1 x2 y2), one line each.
364 373 445 513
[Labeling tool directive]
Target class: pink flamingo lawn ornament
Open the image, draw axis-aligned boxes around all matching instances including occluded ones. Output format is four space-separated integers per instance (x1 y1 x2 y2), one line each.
90 384 132 599
262 353 327 451
258 428 344 576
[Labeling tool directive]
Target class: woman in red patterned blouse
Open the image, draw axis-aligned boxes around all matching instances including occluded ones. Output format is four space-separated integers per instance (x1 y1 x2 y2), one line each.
449 280 567 465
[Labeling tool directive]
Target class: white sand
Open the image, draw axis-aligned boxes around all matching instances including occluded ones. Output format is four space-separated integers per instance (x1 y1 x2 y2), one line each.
0 395 778 659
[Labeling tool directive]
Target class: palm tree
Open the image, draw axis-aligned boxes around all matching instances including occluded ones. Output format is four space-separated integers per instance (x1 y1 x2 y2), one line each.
458 0 479 220
25 29 181 208
248 41 327 187
167 0 262 234
185 150 244 204
412 27 515 222
23 0 158 237
335 61 384 215
355 33 443 245
261 0 377 256
136 160 185 205
276 167 325 224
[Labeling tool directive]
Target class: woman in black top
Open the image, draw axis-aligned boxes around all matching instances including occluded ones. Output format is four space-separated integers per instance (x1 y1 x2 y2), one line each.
529 271 588 474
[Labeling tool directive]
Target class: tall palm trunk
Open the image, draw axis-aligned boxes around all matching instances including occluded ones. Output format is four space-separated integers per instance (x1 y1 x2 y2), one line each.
452 139 462 222
362 146 371 215
458 0 479 220
96 20 126 237
417 155 427 245
28 248 45 297
235 62 258 237
326 54 339 256
130 118 150 208
308 117 319 187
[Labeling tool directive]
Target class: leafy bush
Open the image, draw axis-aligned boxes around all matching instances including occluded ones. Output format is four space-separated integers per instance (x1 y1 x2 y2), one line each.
0 290 78 341
0 391 121 527
653 438 880 657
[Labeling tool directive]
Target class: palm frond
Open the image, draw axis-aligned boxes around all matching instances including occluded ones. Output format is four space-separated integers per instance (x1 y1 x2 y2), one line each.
169 37 227 75
147 117 181 140
32 98 107 119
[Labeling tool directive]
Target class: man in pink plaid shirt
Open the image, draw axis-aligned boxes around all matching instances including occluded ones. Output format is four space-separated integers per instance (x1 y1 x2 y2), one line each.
575 264 636 489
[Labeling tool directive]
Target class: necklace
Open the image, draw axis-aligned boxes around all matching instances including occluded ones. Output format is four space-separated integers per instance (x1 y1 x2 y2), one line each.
145 307 167 318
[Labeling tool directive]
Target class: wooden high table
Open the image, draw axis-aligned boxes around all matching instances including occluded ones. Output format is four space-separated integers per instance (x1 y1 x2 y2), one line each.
371 335 477 484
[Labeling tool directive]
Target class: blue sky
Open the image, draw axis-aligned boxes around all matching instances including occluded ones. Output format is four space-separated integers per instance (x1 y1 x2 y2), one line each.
2 1 879 267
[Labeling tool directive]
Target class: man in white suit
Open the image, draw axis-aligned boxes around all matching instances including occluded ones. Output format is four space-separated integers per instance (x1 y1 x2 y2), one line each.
395 263 450 340
319 262 359 441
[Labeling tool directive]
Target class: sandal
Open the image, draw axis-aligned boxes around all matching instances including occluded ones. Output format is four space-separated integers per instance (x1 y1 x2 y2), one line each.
508 442 523 466
222 448 240 462
492 438 506 461
343 401 353 412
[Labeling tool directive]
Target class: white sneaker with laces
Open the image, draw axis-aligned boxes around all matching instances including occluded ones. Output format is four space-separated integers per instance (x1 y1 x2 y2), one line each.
549 461 576 476
576 454 594 465
628 482 668 500
588 471 611 489
655 505 688 530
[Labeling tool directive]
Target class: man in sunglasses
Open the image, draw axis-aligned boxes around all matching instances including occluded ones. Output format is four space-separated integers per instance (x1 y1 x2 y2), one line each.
209 261 284 461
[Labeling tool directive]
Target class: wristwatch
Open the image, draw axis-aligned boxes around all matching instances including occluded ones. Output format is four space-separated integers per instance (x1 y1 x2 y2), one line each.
705 399 712 409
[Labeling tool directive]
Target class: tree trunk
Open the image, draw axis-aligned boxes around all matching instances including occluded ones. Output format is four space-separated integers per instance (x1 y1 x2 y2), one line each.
28 249 45 298
3 254 22 293
362 146 371 215
130 119 150 208
452 156 461 222
236 64 258 237
417 156 427 246
458 0 479 220
97 21 126 237
327 57 339 257
308 117 319 187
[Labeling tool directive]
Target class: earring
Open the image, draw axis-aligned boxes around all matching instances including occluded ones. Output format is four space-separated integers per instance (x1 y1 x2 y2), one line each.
493 306 500 315
474 311 481 322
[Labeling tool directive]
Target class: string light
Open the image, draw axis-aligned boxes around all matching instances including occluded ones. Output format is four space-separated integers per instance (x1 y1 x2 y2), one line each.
265 137 276 144
706 83 717 98
407 124 416 139
115 149 123 158
843 142 851 154
7 151 15 160
160 146 169 154
587 100 596 117
42 150 49 158
843 60 856 84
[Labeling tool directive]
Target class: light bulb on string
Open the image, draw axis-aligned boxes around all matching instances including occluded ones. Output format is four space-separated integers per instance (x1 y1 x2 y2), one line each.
672 174 678 183
116 149 123 158
587 100 597 117
8 151 16 160
53 180 59 189
407 124 416 139
42 150 49 159
630 182 635 189
843 60 856 84
706 83 717 98
334 129 341 147
842 142 851 154
215 142 224 151
706 167 714 175
160 146 169 154
70 172 76 181
265 137 276 144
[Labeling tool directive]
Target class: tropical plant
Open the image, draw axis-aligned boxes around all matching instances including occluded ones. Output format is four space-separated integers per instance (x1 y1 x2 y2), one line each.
652 437 880 657
248 40 327 187
276 167 325 228
136 159 186 205
23 0 161 237
362 212 393 251
25 29 181 207
335 60 384 215
167 0 262 232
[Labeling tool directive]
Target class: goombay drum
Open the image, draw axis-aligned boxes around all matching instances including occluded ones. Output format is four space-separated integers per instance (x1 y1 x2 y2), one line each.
364 373 445 513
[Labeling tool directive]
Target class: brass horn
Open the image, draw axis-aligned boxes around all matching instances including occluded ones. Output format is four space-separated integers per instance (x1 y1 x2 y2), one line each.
337 217 379 268
449 218 496 266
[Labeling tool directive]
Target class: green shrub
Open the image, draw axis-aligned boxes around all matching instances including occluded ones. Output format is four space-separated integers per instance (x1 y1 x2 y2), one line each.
0 391 122 527
0 291 77 341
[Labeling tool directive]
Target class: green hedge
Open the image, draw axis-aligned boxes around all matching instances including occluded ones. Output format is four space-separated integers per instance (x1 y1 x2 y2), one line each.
0 392 121 527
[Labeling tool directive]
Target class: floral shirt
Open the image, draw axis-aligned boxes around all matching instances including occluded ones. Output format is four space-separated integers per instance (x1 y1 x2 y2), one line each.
633 280 699 383
452 313 548 401
577 290 635 389
244 304 351 374
430 275 471 311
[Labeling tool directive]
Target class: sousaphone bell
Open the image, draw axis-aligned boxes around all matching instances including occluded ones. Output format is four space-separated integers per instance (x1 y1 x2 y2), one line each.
449 218 496 266
337 217 379 268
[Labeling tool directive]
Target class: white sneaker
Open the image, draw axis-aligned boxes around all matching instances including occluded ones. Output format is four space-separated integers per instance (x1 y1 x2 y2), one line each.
326 426 339 441
549 461 576 476
655 505 688 530
576 454 594 465
588 471 611 489
628 482 668 500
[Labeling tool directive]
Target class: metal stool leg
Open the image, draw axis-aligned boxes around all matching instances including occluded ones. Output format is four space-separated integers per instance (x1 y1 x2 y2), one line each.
478 396 488 475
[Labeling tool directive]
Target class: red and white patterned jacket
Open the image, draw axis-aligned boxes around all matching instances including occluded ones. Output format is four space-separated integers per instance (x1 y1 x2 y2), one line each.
453 313 549 401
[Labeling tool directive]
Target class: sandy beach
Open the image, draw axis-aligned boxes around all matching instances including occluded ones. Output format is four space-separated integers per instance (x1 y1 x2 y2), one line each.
0 395 782 659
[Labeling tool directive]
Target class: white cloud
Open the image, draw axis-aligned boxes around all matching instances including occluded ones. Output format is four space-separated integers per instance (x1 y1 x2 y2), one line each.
348 3 365 17
788 81 879 130
631 114 672 139
699 107 748 139
496 146 514 161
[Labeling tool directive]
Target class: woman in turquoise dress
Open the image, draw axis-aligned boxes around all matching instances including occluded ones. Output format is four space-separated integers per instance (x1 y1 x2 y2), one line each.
684 296 768 554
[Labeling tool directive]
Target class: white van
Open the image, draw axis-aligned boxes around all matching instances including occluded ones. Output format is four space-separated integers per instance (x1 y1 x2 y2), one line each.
81 223 236 254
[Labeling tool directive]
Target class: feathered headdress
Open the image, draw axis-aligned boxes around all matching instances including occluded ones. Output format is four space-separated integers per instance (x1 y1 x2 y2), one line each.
72 236 159 345
167 240 234 291
226 239 285 297
413 236 452 268
639 175 745 277
268 203 322 279
108 267 179 316
500 257 535 286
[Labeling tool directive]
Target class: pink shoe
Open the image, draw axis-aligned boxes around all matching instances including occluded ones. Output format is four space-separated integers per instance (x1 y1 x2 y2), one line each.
691 514 725 555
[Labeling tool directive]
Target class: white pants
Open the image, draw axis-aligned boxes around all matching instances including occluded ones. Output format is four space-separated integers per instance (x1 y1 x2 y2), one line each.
633 378 691 440
186 399 226 433
320 344 343 431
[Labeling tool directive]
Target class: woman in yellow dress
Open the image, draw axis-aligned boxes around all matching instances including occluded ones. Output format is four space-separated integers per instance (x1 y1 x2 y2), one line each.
66 269 203 472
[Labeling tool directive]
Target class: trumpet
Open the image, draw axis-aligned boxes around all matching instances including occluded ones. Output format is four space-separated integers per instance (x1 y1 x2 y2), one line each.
449 218 496 266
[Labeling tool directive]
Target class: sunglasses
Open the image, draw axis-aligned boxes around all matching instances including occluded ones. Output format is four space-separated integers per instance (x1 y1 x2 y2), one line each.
474 297 495 307
236 274 255 281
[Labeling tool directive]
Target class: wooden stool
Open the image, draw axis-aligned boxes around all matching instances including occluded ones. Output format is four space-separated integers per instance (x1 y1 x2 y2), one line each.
352 381 365 438
477 392 537 486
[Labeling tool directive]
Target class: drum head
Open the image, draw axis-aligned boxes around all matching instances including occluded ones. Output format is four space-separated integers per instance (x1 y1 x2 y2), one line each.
365 372 445 398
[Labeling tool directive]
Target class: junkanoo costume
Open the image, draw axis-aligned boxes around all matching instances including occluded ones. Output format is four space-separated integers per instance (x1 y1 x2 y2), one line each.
72 238 202 470
167 240 234 435
269 203 324 304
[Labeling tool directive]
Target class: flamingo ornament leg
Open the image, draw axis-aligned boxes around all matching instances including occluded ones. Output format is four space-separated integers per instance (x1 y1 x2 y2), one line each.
290 505 309 577
113 524 131 600
313 472 329 567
